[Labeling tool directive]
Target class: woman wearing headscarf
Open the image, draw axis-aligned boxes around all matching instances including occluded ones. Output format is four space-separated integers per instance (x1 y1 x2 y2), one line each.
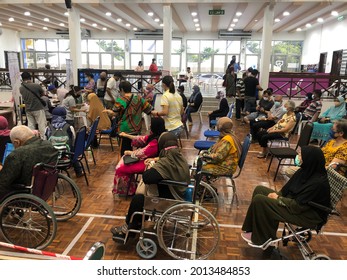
186 85 203 125
0 116 11 163
311 96 347 143
202 117 242 176
112 117 166 197
111 132 190 240
207 91 230 128
151 75 184 138
86 93 111 130
241 146 331 246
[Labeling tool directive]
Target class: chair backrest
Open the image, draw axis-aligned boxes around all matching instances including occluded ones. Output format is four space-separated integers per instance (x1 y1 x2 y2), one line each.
291 112 302 136
327 167 347 210
73 126 87 162
238 134 251 170
85 116 100 149
296 122 313 149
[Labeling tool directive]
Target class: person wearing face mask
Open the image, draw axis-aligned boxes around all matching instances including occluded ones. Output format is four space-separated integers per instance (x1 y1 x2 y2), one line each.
61 86 87 127
244 90 274 125
256 100 296 158
295 92 313 113
285 119 347 178
249 95 286 141
241 146 331 249
302 90 322 121
96 71 107 106
310 96 347 144
201 117 242 176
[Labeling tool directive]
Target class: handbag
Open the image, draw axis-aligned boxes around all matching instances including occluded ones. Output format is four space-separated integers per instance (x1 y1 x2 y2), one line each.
123 155 139 165
22 83 46 106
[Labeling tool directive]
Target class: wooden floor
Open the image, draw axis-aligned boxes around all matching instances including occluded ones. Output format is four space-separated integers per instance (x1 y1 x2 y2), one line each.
2 113 347 260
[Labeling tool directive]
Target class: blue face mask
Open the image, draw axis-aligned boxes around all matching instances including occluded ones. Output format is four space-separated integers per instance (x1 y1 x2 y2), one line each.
274 101 281 108
294 155 301 167
329 130 338 139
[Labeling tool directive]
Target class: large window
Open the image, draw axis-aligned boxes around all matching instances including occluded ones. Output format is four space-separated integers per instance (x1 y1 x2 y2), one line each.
21 38 125 70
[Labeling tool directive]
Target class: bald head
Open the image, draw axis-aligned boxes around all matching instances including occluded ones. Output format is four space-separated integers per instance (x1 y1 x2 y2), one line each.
100 72 107 78
10 125 35 148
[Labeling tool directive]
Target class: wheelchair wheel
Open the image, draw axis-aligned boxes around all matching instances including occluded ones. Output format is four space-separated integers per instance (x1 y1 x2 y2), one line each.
157 204 220 260
195 181 219 217
136 238 157 259
0 193 57 249
311 254 331 260
46 174 82 221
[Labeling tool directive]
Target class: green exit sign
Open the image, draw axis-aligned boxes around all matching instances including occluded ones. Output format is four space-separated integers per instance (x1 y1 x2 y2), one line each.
337 15 345 21
209 9 225 16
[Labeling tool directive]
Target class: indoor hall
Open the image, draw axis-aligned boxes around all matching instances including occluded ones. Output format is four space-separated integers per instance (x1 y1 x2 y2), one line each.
1 109 346 260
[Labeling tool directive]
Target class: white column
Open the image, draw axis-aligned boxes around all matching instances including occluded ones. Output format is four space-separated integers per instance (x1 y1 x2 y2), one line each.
68 7 82 85
163 5 172 73
259 3 274 89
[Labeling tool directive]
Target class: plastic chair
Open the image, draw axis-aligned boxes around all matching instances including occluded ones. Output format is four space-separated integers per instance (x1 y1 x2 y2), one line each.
84 116 100 170
98 117 118 151
59 126 89 185
190 103 203 124
267 122 313 181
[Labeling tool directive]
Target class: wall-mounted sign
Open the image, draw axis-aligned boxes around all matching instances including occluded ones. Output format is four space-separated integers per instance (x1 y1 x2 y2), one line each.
209 10 225 16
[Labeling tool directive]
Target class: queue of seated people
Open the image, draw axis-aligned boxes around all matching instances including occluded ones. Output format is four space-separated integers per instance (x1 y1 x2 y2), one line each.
1 71 347 258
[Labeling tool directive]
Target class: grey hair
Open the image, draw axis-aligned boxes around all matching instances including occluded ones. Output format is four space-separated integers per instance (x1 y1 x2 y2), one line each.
285 100 296 111
10 125 35 142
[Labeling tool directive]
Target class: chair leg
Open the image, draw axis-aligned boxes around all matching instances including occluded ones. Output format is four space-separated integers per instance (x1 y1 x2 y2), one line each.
199 112 203 124
267 155 274 172
109 136 114 151
273 159 283 181
79 160 89 186
230 178 239 208
83 152 91 174
90 148 96 165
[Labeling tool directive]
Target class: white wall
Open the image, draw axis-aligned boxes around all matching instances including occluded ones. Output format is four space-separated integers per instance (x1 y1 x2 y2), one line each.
302 18 347 73
0 28 21 68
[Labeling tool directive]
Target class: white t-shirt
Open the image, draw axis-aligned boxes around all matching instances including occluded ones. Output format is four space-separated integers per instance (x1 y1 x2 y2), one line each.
106 77 119 101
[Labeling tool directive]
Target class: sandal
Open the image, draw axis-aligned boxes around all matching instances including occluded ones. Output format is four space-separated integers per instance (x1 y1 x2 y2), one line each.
257 153 266 159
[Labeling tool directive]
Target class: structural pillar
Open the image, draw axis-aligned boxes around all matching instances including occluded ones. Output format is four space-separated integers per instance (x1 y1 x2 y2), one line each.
259 3 274 89
163 5 172 73
68 7 82 86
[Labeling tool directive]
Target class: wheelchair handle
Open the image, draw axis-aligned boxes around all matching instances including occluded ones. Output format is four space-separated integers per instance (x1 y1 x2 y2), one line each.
308 201 339 216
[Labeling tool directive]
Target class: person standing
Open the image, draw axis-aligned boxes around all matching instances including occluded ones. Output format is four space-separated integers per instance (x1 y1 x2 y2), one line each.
244 69 263 114
149 58 159 84
96 71 107 106
20 71 47 139
105 72 123 110
135 61 144 91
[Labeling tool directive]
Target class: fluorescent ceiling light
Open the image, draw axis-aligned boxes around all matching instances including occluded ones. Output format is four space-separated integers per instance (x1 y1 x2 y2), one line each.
331 11 338 17
24 11 31 16
106 12 111 17
236 12 242 17
283 11 290 16
274 18 280 23
148 12 153 17
191 12 197 17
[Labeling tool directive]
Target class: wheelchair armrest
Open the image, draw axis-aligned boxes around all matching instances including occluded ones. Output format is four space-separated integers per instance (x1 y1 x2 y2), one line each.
308 201 339 216
159 180 189 187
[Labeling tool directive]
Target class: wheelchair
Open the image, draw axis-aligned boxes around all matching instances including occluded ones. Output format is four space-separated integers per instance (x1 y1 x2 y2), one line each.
244 167 347 260
0 162 82 250
114 161 220 260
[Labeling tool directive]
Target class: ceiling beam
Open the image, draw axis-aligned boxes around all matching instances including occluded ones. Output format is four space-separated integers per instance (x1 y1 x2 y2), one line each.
227 3 248 31
210 4 222 33
188 4 201 32
138 3 162 30
243 3 268 32
171 4 187 34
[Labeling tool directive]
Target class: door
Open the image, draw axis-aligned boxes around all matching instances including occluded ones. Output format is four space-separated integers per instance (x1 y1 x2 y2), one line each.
330 50 343 76
318 52 327 73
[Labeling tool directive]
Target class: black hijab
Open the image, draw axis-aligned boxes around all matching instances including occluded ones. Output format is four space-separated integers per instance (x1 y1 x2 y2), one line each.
147 117 166 144
281 146 330 207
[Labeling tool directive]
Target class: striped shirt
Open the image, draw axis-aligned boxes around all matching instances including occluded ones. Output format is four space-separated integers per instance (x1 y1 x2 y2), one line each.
303 100 322 120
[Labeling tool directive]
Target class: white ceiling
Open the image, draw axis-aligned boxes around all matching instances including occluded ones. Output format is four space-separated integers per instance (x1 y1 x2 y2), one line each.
0 1 347 35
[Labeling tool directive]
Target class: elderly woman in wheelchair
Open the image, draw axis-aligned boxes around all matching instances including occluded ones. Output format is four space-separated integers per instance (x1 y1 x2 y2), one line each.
241 146 331 257
110 132 220 259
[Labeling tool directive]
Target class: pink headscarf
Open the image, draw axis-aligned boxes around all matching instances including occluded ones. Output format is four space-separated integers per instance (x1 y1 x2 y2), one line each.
0 116 11 136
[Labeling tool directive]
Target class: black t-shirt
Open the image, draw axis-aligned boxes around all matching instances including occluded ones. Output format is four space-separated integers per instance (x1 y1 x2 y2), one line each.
244 76 259 97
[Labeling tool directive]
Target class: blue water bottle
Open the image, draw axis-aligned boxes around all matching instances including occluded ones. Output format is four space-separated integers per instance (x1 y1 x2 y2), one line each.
184 185 194 202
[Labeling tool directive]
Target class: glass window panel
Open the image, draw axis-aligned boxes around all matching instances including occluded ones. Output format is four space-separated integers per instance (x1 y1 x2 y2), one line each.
213 55 226 73
34 39 46 51
130 40 142 52
287 41 303 55
200 40 213 52
171 40 182 53
156 40 163 53
187 59 199 76
214 40 227 53
22 52 35 68
59 39 70 52
246 55 259 70
186 40 199 53
171 54 180 74
131 54 142 70
156 54 163 70
36 53 47 68
82 53 88 68
227 54 240 66
22 39 34 51
88 40 100 52
113 54 124 69
200 56 212 73
59 53 70 70
101 53 112 69
246 41 261 54
47 53 59 68
227 41 241 53
143 40 156 53
114 40 125 50
81 40 88 52
89 53 99 68
98 40 112 53
143 54 154 69
46 39 58 51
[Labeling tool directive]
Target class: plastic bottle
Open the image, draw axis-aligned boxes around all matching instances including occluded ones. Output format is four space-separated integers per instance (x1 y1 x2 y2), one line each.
184 185 194 202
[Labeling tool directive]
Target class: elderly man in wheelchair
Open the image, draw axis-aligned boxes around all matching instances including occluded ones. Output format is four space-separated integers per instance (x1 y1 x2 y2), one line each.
241 146 337 259
111 132 220 259
0 125 60 249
